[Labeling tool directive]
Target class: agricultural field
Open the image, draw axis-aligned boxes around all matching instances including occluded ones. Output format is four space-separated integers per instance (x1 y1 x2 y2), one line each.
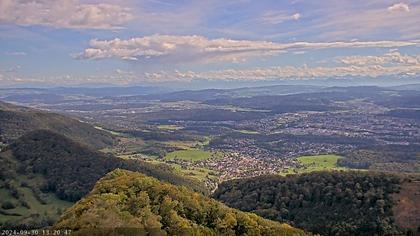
281 154 349 175
164 149 220 162
157 124 184 130
236 129 259 134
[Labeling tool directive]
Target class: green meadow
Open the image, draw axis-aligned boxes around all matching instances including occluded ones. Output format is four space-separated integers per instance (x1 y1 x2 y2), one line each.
281 154 348 175
164 149 221 162
157 125 184 130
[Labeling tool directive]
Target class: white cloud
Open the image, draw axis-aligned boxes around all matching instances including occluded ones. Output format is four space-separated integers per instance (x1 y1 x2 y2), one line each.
144 65 420 81
0 0 134 29
292 13 302 20
78 35 419 64
143 52 420 81
258 11 301 25
388 3 410 12
285 1 420 40
5 52 420 85
340 51 420 66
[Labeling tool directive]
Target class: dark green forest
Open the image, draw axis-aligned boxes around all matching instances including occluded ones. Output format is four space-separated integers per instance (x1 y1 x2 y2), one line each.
338 145 420 173
8 130 209 201
0 130 208 229
55 169 308 236
213 171 415 236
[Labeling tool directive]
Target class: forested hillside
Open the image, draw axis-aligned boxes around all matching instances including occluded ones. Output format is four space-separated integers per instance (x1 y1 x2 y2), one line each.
0 130 208 228
0 101 114 149
213 171 419 235
55 169 308 236
338 145 420 173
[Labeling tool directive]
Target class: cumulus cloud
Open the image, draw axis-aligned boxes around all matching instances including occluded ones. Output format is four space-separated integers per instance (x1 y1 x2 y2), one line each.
0 0 134 29
388 3 410 12
78 35 419 64
340 51 420 66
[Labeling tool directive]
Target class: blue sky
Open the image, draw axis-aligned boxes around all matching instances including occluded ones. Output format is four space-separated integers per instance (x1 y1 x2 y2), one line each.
1 0 420 87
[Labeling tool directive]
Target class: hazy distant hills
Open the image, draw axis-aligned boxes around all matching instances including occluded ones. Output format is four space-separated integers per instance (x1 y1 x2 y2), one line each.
141 85 324 102
389 83 420 91
2 85 419 112
0 101 114 149
54 169 308 236
0 86 174 102
0 84 324 104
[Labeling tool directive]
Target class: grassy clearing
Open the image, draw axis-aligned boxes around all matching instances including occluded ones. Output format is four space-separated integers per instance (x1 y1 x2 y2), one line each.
164 149 221 162
236 130 259 134
143 159 219 184
157 125 184 130
94 126 127 136
164 137 211 150
164 141 200 150
171 164 218 182
0 181 72 224
281 154 348 175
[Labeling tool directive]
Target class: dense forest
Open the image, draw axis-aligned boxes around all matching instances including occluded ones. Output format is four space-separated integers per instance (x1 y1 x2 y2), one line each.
339 145 420 173
0 101 114 149
0 130 208 228
213 171 417 235
55 169 308 236
8 130 208 201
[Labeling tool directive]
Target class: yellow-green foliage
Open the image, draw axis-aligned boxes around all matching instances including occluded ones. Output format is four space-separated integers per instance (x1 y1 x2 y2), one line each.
55 169 308 236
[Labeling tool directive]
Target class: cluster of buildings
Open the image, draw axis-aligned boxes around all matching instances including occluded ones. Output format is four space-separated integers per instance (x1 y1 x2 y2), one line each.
195 152 294 182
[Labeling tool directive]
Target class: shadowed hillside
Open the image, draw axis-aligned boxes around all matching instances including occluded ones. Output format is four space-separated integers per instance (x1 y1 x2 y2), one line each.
0 130 208 229
0 101 114 149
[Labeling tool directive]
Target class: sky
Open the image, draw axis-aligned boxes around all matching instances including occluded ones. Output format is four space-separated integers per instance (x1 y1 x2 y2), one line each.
1 0 420 87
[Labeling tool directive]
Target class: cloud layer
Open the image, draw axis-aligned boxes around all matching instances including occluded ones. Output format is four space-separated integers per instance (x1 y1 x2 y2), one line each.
78 35 419 64
0 0 134 29
144 51 420 81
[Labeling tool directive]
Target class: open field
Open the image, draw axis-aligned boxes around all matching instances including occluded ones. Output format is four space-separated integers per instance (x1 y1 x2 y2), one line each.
164 140 203 150
164 149 218 162
94 125 127 136
236 129 259 134
281 154 349 175
157 124 184 130
0 179 72 224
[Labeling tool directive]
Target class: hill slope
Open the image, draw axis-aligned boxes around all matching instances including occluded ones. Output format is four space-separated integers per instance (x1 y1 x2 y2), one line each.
55 169 308 236
213 171 418 235
0 130 208 228
0 101 114 149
